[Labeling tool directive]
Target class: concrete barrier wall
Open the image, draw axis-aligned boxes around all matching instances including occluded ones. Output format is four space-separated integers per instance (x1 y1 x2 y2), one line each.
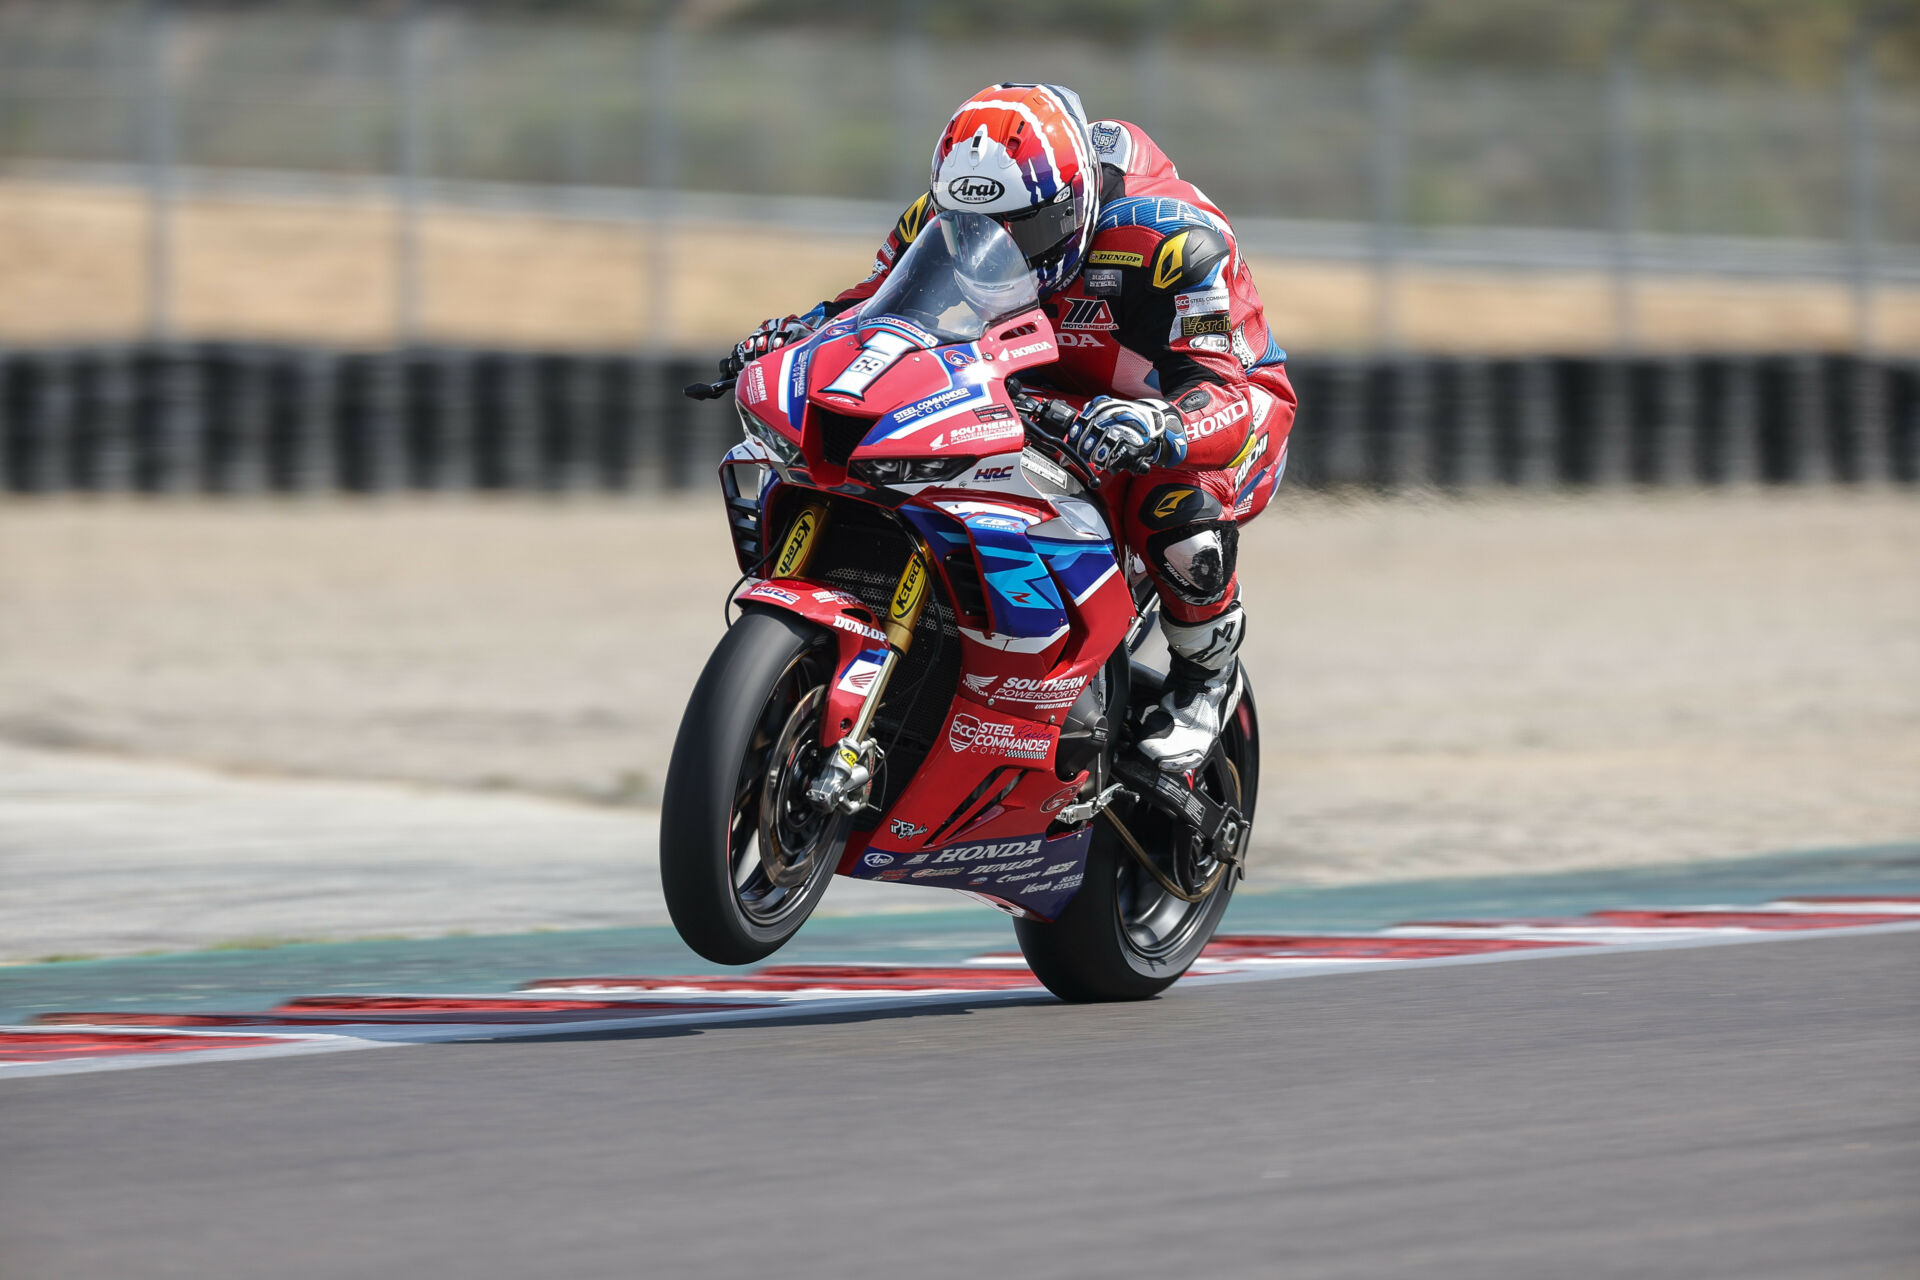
1 343 1914 495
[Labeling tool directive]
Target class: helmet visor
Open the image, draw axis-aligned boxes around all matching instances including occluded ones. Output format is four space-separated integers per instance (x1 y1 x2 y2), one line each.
932 186 1081 273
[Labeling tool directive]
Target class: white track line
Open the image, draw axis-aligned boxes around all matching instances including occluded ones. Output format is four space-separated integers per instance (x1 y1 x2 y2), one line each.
7 917 1917 1081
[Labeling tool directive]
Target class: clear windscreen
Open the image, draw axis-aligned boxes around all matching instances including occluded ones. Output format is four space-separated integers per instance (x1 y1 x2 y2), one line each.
858 210 1041 343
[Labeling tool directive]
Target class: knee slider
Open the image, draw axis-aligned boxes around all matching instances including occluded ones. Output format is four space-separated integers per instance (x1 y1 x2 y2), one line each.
1144 521 1238 608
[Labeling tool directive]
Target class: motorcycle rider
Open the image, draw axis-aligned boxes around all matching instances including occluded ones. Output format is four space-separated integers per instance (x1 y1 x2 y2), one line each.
731 83 1297 773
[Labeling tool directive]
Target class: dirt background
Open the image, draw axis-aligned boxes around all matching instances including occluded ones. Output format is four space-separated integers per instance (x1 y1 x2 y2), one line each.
4 490 1915 894
6 180 1918 352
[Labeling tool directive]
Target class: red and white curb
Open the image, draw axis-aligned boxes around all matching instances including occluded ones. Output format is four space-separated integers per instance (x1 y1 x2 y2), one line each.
6 895 1916 1080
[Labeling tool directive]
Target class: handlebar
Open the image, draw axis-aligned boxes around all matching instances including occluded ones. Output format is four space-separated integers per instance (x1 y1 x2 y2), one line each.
1009 383 1109 490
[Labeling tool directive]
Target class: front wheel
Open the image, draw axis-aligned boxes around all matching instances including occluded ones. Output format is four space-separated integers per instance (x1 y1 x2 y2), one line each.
1015 678 1259 1002
659 609 849 965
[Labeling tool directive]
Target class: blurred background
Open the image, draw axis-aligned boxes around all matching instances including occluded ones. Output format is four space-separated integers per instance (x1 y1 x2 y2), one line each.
1 0 1916 960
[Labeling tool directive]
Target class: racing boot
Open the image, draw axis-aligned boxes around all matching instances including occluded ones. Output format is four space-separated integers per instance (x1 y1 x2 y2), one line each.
1136 603 1245 773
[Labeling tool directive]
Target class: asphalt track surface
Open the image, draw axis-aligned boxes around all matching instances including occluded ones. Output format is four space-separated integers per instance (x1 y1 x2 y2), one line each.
3 929 1914 1280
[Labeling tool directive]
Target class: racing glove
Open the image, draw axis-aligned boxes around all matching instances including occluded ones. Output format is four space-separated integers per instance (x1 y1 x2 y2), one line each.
728 314 815 374
1066 396 1188 476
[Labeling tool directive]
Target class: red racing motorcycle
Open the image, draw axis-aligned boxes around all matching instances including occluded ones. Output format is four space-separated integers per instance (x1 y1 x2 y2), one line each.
662 211 1258 1001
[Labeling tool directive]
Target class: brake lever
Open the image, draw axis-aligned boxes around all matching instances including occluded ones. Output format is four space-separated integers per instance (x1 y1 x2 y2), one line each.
683 375 738 401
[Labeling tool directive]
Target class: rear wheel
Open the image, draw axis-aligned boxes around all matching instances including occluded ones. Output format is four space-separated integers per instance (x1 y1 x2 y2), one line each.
1015 678 1259 1002
660 609 849 965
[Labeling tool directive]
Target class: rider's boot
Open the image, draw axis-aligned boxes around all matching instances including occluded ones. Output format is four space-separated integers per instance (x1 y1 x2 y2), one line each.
1136 602 1245 773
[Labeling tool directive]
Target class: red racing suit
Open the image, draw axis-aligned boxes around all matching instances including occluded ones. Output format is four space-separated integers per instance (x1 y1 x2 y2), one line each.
820 120 1296 627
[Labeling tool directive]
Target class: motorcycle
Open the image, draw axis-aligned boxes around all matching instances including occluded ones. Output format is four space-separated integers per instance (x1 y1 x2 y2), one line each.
661 210 1258 1002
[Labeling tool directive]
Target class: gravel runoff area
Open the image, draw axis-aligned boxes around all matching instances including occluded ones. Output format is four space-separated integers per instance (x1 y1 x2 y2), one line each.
2 490 1916 959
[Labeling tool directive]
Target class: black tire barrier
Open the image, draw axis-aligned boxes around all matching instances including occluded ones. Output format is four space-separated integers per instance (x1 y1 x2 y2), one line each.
0 343 1914 495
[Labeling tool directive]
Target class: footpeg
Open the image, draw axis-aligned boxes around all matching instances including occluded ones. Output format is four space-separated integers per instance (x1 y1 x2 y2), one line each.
1056 782 1129 825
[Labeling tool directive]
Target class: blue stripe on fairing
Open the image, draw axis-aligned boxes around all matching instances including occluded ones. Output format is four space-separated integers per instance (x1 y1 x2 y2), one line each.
967 516 1067 640
1029 536 1118 604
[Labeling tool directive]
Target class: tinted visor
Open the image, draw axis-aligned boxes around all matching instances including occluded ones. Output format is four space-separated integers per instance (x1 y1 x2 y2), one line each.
992 191 1081 270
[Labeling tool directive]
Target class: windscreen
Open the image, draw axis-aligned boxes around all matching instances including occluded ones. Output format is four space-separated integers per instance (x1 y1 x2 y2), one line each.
858 210 1041 344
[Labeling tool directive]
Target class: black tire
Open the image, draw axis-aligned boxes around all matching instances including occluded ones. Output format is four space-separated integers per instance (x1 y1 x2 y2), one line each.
659 609 847 965
1015 677 1259 1002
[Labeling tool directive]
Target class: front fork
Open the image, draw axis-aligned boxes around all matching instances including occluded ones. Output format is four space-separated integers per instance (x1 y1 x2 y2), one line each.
781 504 932 815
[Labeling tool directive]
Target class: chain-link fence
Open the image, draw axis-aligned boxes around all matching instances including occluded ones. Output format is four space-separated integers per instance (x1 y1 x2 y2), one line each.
3 1 1918 350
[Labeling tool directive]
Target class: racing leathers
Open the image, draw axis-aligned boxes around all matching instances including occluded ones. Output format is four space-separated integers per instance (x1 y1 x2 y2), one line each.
796 121 1297 771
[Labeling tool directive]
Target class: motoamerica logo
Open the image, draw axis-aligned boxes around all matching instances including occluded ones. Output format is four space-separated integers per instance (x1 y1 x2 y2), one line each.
948 712 1050 760
947 176 1006 205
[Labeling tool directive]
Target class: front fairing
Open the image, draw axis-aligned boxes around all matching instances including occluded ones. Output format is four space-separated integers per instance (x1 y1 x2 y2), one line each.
720 223 1135 920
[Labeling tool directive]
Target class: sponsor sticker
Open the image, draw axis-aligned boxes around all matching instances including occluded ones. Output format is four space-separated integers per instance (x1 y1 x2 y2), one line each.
893 386 973 421
889 819 928 839
1181 315 1232 337
1089 250 1145 268
1188 398 1250 440
971 464 1016 483
773 506 821 577
967 673 1087 709
1004 341 1054 360
941 420 1023 447
1191 333 1231 354
1084 268 1122 296
832 614 888 643
972 404 1012 423
878 869 908 881
1174 286 1231 316
1041 785 1081 814
744 582 798 605
942 348 977 369
862 851 894 868
911 867 964 879
948 712 1051 760
1060 298 1117 330
837 652 885 696
742 363 769 404
890 556 927 628
1090 121 1124 157
928 837 1044 865
946 176 1006 205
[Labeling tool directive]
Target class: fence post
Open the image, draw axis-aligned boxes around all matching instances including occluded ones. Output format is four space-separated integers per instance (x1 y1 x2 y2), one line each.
1368 5 1406 354
141 0 175 345
891 0 929 199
